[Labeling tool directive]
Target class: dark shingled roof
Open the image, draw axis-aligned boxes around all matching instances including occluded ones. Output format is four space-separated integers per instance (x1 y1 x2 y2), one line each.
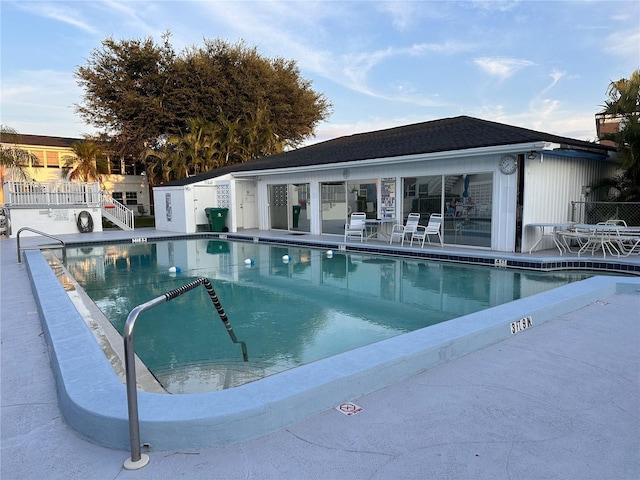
153 115 617 187
15 134 82 148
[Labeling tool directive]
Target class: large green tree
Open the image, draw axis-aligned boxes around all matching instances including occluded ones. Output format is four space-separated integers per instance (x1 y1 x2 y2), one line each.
598 69 640 201
75 32 331 176
0 125 38 204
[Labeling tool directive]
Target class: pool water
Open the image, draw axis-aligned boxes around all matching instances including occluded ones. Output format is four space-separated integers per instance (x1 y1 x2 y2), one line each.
63 239 593 393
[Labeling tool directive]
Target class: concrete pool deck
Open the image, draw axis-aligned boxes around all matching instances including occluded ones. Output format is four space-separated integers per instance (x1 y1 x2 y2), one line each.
2 229 639 479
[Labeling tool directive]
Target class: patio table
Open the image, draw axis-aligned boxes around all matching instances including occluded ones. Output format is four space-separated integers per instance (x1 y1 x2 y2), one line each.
526 223 573 254
365 218 397 242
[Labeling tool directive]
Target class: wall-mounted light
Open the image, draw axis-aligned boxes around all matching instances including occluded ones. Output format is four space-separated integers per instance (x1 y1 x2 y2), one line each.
527 151 537 160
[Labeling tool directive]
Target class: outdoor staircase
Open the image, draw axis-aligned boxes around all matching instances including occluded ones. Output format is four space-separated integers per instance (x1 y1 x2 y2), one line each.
101 192 135 230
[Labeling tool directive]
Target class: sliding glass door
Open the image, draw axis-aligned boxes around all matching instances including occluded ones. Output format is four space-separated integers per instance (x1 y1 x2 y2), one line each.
401 173 493 247
320 182 347 235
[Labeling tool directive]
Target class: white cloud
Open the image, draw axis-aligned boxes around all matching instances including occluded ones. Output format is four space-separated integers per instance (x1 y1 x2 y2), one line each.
408 41 473 56
474 57 535 80
537 69 566 98
471 1 519 13
14 1 97 34
378 1 419 31
195 1 465 101
0 70 92 137
100 0 158 35
604 28 640 58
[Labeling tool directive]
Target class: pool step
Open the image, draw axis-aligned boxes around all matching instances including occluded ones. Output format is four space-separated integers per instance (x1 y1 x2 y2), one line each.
152 360 287 394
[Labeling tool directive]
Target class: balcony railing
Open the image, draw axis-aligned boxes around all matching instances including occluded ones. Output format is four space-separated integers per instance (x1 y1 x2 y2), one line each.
3 181 102 207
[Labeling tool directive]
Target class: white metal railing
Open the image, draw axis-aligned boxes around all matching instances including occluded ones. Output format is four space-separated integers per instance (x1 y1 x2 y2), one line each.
3 180 101 207
100 191 135 230
3 180 135 230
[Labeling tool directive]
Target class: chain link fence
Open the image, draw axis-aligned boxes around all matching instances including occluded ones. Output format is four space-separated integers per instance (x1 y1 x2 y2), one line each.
571 201 640 226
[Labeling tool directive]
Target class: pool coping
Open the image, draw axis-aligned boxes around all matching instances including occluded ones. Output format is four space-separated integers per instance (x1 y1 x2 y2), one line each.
25 244 640 450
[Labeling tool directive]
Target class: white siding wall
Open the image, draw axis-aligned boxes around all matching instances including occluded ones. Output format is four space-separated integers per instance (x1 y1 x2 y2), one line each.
521 153 615 252
193 185 218 228
154 177 234 233
153 186 191 233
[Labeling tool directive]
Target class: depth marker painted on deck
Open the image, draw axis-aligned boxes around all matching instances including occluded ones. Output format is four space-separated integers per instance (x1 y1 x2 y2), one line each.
336 402 363 416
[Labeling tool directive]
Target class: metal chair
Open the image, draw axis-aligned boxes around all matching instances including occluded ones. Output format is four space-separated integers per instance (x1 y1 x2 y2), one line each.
344 212 366 242
389 213 420 245
412 213 443 247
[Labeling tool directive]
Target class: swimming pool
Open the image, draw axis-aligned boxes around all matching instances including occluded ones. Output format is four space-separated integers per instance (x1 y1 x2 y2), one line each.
62 238 594 393
26 233 640 451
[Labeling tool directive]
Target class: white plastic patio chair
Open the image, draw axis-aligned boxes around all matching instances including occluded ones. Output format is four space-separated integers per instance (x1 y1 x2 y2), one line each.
389 213 420 245
412 213 443 247
344 212 366 242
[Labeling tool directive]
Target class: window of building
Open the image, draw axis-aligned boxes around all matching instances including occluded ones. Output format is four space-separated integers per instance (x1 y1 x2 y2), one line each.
112 192 123 203
401 173 493 248
31 150 44 167
45 151 60 167
109 157 122 174
125 192 138 205
403 178 416 197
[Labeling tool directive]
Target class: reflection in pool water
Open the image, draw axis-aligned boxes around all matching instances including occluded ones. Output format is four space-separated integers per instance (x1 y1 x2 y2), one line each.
63 239 593 393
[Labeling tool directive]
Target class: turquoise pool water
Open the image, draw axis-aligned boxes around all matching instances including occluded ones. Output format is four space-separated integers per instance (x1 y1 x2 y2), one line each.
64 238 593 393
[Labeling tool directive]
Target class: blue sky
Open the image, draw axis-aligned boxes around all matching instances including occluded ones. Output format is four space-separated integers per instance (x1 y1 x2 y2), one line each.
1 1 638 145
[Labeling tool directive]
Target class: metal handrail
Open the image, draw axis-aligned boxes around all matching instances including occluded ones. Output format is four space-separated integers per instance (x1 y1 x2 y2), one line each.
122 277 248 470
100 191 135 230
16 227 66 264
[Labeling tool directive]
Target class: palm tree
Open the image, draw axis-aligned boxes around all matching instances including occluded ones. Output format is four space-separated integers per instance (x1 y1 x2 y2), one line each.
142 111 282 183
0 125 38 204
61 140 109 183
144 119 221 182
597 69 640 201
213 107 282 167
174 118 219 175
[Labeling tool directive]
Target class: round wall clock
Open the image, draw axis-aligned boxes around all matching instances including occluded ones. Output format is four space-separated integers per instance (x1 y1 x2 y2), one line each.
499 155 517 175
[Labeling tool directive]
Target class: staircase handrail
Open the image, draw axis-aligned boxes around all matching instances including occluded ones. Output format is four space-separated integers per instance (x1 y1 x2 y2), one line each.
101 192 134 230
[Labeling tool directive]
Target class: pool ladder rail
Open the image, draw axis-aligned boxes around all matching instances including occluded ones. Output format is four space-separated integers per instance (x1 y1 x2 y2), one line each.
123 277 248 470
16 227 66 264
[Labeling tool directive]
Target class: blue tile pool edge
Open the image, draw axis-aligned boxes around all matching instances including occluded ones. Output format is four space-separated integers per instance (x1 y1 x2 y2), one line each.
24 249 640 451
56 231 640 276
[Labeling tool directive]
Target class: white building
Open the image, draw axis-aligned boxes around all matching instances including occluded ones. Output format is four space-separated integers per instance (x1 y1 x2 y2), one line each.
153 116 617 253
1 134 149 236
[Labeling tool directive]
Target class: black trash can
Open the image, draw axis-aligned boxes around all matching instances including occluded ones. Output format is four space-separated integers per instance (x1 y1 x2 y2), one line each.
292 205 301 228
205 207 229 232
